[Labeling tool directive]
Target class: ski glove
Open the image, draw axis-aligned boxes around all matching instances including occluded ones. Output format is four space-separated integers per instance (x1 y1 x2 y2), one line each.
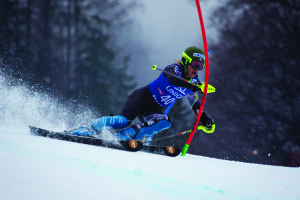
200 112 214 130
192 83 216 94
192 84 202 93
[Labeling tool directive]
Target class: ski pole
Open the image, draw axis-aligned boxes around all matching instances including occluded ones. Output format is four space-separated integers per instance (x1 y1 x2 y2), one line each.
152 65 192 84
151 50 212 85
150 124 215 143
152 64 215 93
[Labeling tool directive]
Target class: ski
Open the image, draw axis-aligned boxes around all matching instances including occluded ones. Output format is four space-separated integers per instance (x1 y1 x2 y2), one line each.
29 126 181 157
29 126 143 152
142 145 181 157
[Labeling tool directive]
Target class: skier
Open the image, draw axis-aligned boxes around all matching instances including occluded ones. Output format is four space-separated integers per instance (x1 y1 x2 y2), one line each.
71 46 215 140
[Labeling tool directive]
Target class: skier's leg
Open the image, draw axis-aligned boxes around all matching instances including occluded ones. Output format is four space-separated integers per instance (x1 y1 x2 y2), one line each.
135 114 171 140
91 115 128 131
70 115 128 136
70 86 150 137
112 87 150 140
114 114 171 140
119 87 145 125
113 123 142 140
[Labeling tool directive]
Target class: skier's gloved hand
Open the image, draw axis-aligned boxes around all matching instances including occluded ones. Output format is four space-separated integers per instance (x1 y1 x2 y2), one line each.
200 112 214 130
193 82 216 94
192 84 202 93
204 118 214 130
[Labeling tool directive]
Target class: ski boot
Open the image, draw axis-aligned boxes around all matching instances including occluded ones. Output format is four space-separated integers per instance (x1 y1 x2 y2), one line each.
70 122 96 136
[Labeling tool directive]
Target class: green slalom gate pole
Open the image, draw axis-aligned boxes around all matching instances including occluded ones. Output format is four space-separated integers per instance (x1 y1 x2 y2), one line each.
181 0 210 156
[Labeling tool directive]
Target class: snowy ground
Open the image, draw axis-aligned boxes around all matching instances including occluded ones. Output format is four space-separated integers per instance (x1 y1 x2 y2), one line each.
1 74 300 200
1 125 300 200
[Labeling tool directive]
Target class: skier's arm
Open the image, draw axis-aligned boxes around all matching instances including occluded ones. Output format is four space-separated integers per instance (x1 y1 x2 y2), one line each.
163 65 193 89
187 92 200 114
187 93 215 129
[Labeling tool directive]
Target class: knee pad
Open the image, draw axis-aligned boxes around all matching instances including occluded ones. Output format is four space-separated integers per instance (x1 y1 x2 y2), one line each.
91 115 128 131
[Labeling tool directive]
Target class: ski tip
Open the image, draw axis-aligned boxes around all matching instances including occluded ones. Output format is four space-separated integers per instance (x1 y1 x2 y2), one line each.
29 125 38 135
29 125 35 129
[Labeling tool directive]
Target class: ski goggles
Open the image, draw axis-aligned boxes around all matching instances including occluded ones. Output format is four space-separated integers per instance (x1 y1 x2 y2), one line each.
190 60 205 70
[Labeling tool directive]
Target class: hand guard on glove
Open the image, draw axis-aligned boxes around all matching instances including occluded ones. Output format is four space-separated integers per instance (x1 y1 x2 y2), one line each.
192 83 216 94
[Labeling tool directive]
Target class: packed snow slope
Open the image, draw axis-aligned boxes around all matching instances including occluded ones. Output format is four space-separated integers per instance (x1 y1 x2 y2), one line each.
1 74 300 200
1 125 300 200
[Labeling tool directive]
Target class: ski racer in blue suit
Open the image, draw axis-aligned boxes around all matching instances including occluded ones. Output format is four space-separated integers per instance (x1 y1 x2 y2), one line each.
71 46 215 140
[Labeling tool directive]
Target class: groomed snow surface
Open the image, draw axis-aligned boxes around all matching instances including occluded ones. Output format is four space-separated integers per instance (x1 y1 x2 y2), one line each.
1 125 300 200
1 75 299 199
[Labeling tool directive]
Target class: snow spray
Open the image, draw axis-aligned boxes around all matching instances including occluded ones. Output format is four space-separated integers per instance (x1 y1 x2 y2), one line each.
0 71 97 133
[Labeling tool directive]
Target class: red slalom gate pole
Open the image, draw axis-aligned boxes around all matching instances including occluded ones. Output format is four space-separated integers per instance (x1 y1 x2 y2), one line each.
181 0 210 156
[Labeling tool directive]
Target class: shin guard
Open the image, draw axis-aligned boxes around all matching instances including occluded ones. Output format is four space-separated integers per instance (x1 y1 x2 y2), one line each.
91 115 128 131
